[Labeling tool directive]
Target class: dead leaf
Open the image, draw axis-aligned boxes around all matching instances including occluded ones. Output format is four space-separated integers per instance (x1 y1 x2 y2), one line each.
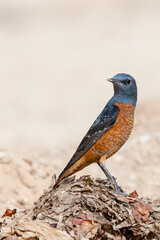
132 202 152 222
117 195 130 203
71 218 85 225
71 214 90 226
77 220 100 238
2 209 17 218
129 190 139 198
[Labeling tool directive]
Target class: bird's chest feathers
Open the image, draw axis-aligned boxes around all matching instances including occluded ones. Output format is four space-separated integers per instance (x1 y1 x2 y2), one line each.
105 102 135 142
92 103 135 158
114 102 135 128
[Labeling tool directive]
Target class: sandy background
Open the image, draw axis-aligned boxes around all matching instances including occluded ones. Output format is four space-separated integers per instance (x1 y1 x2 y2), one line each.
0 0 160 215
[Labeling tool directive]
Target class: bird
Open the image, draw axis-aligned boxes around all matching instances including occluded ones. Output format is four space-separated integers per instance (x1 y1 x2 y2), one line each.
54 73 137 195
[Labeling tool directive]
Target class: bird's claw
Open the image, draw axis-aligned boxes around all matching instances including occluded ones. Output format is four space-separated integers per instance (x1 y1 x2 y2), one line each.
97 178 128 197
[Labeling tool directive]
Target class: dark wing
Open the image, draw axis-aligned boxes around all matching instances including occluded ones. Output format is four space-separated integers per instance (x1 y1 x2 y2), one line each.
57 104 120 181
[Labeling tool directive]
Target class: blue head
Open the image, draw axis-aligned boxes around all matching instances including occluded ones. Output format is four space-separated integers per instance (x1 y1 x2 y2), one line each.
108 73 137 107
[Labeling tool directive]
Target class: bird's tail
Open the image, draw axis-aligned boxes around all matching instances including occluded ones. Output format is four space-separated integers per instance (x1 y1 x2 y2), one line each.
54 157 87 188
54 166 71 188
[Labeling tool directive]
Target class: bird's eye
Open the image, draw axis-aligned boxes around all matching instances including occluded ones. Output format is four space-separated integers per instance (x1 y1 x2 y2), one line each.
125 79 131 85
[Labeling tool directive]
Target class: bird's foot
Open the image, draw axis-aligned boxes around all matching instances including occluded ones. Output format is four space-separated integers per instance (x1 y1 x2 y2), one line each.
97 178 128 197
110 179 128 197
114 185 128 197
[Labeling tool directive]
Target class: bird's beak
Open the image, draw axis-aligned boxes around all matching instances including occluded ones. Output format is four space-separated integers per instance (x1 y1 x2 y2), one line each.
107 78 121 84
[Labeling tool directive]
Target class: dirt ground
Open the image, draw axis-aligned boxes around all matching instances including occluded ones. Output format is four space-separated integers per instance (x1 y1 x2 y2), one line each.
0 0 160 217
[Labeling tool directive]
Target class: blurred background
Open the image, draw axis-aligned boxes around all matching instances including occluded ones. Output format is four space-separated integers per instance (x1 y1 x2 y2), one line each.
0 0 160 213
0 0 160 148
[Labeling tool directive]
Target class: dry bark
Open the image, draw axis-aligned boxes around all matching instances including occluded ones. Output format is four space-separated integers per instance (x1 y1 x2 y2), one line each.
0 175 160 240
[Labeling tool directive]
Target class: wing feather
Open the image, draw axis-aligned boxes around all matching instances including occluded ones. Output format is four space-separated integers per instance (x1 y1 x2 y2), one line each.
57 104 120 182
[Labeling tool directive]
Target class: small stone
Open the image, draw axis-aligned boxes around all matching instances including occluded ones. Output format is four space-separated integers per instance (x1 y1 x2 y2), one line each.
0 151 5 160
37 213 44 220
139 135 150 143
128 173 137 181
18 198 29 206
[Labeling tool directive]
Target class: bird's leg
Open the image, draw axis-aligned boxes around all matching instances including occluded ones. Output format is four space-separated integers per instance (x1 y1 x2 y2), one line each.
97 162 128 196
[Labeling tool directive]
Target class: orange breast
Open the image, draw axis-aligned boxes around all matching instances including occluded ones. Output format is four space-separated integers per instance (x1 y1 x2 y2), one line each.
60 103 135 179
93 103 135 161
